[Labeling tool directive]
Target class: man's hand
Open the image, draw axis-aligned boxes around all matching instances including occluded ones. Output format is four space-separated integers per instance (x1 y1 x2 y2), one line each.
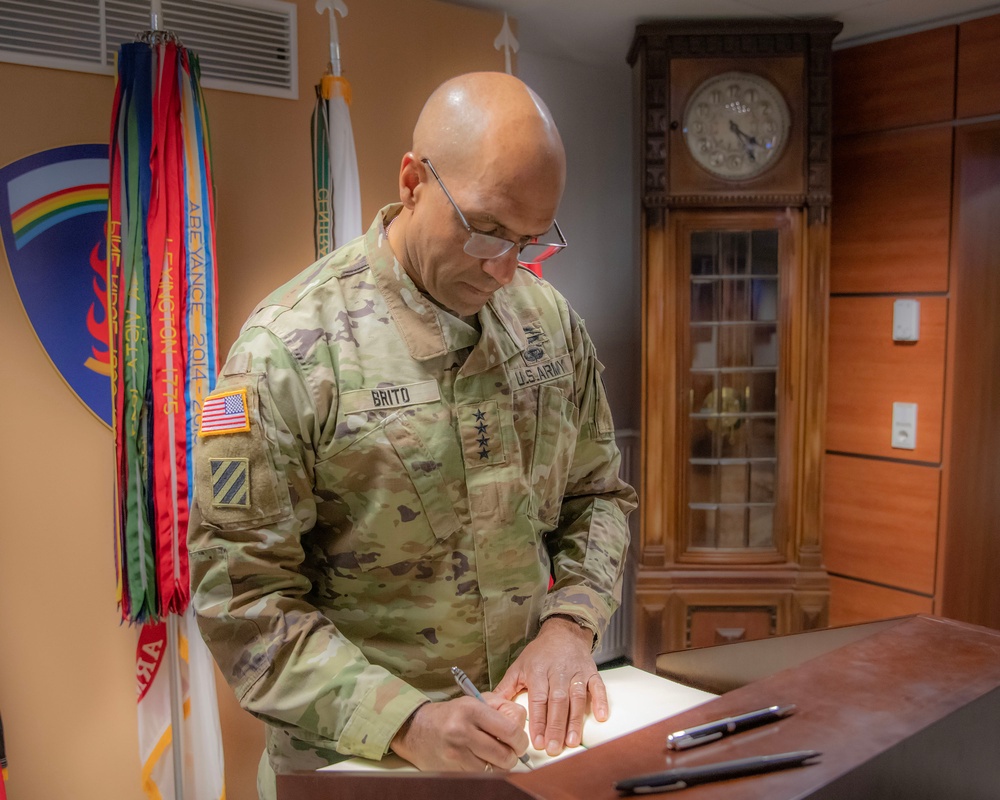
390 693 528 772
494 615 608 756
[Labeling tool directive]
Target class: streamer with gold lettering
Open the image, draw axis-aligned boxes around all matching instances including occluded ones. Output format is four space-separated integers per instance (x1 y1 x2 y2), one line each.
110 39 219 623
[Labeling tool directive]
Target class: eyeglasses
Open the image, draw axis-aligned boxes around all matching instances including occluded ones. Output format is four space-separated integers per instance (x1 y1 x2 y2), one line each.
421 158 567 266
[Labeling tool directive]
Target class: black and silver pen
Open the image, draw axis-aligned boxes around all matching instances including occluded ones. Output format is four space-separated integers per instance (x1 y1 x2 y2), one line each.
451 666 532 767
614 749 821 794
666 704 796 750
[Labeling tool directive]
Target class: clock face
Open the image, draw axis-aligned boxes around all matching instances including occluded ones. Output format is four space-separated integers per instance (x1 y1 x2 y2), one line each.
682 72 791 181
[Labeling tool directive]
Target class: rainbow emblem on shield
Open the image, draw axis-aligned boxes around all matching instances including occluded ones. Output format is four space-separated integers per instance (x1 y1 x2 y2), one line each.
0 144 112 426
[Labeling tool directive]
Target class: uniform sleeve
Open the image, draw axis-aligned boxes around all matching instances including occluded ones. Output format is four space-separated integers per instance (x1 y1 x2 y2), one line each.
187 325 428 761
538 307 638 651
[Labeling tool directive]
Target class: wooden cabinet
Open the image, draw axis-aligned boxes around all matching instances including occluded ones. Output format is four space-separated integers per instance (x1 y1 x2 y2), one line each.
628 21 840 667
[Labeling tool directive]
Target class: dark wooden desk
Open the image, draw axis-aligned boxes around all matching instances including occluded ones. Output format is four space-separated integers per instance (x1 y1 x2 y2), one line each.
278 615 1000 799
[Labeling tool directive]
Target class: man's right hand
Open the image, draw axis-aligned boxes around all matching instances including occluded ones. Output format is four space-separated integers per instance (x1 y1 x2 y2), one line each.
390 693 529 771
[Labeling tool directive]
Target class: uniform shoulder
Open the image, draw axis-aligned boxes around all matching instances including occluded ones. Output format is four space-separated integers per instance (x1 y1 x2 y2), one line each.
247 245 370 324
234 245 377 364
504 266 578 325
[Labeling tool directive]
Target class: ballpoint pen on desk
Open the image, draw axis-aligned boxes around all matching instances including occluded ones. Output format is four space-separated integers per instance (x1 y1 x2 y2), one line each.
614 750 822 795
665 704 796 750
450 666 532 767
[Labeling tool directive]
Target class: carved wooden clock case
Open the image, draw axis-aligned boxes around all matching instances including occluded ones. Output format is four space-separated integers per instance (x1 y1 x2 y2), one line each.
627 20 842 667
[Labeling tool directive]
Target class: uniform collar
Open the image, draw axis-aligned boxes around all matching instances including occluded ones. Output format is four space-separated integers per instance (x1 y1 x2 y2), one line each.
368 204 526 371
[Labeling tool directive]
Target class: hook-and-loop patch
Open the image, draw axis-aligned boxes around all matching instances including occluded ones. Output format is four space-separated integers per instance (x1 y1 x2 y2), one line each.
211 458 250 508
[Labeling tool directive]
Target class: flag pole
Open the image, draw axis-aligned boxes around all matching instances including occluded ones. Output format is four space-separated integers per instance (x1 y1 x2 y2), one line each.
314 0 362 252
148 6 185 794
167 614 185 797
493 13 519 76
150 0 163 35
315 0 348 77
113 10 225 795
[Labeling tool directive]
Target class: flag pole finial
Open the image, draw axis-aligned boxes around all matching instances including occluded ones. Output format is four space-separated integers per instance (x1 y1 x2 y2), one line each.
150 0 163 31
316 0 349 77
494 13 519 75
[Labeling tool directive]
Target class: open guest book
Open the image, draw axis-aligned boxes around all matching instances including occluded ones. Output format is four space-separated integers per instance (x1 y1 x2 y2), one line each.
322 665 717 773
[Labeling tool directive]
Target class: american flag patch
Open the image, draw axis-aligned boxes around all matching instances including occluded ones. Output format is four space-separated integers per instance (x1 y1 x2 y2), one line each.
199 389 250 436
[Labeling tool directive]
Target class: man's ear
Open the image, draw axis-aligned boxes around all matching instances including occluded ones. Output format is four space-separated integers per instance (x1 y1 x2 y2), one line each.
399 152 423 208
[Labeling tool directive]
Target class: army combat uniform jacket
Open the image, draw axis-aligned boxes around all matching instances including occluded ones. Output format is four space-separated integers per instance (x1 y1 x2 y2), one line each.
188 205 637 774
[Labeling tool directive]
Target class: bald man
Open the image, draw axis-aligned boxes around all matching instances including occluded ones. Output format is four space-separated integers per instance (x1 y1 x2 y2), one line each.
188 72 636 798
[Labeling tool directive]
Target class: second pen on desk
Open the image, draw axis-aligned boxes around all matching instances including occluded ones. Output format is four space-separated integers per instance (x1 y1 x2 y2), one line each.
615 749 821 794
666 704 796 750
451 666 532 767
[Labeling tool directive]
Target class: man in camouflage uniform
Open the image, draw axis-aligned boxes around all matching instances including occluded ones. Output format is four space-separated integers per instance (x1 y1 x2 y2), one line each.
188 71 636 797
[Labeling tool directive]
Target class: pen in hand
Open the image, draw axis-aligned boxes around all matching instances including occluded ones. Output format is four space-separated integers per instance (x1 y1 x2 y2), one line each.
451 666 532 767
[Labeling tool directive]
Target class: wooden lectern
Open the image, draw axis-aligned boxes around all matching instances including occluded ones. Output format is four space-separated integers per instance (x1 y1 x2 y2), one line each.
277 615 1000 799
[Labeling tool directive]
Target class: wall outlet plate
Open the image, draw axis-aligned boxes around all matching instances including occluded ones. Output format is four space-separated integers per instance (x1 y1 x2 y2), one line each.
893 299 920 341
892 402 918 450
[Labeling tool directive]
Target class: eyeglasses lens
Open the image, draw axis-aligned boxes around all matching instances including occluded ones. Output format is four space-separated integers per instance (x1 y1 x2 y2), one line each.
518 242 562 265
464 233 515 260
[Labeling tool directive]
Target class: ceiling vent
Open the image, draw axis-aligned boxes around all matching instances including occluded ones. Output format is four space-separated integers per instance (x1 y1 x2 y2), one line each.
0 0 298 99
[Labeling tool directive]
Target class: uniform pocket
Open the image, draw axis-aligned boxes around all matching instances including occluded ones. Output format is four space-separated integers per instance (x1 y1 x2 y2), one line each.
316 409 462 572
527 384 579 529
384 413 462 540
188 545 269 697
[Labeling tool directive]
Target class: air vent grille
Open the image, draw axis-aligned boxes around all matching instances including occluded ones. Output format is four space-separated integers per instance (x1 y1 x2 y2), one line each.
0 0 298 99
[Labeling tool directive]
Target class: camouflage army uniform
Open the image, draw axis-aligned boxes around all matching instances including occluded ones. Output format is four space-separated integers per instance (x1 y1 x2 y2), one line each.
188 204 636 781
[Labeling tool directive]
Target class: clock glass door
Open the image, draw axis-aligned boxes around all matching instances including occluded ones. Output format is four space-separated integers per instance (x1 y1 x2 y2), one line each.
682 215 793 560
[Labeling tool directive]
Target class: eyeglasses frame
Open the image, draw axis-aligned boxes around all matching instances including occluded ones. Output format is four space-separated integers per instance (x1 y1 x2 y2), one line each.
420 157 566 265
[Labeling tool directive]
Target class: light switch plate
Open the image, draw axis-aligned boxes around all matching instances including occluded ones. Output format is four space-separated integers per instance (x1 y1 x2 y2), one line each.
891 402 917 450
893 299 920 341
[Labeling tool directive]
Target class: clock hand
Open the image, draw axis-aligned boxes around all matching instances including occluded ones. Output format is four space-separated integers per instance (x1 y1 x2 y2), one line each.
729 120 758 161
730 120 764 147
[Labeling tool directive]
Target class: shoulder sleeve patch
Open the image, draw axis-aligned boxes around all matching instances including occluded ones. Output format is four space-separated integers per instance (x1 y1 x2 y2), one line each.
210 458 250 508
193 378 291 528
199 389 251 436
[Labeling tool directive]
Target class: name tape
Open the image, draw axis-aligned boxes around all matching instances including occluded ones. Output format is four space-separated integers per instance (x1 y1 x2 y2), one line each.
340 380 441 413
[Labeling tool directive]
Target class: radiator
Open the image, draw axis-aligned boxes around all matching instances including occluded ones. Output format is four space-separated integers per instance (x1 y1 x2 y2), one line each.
594 429 640 665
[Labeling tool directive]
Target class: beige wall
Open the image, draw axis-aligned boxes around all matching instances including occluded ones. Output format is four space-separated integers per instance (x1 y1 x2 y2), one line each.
0 2 505 799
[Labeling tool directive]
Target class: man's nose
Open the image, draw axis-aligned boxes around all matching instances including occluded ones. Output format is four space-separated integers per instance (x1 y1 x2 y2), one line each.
481 248 520 287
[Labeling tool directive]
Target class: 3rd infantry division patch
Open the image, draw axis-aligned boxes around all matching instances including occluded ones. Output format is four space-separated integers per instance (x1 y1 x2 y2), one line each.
211 458 250 508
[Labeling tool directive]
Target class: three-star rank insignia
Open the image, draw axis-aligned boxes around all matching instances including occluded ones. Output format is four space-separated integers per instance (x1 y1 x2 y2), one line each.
458 400 506 467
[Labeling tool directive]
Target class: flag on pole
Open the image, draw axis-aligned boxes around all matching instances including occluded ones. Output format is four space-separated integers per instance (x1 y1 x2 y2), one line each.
136 610 226 800
313 1 362 258
109 31 225 800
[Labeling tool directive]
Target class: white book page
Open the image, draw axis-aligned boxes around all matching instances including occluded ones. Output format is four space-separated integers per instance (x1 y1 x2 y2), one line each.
579 665 717 748
515 665 717 767
322 665 717 773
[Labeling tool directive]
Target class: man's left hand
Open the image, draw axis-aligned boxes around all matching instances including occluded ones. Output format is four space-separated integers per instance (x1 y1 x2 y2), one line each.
494 615 608 756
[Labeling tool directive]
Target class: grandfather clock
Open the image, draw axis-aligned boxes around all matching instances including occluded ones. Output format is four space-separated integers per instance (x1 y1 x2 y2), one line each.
627 20 842 667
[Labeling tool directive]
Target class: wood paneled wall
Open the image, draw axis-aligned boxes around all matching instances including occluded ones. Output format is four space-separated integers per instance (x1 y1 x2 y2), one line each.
832 27 956 135
826 296 948 461
826 15 1000 632
830 128 952 294
942 123 1000 627
957 16 1000 118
